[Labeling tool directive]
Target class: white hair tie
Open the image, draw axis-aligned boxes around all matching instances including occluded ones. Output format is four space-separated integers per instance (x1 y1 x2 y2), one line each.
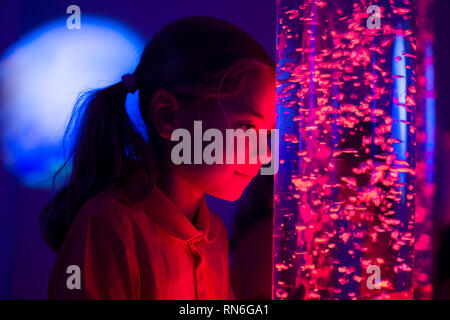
121 73 137 93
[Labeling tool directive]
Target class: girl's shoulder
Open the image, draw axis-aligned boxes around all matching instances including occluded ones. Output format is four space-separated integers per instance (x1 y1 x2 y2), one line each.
80 189 137 216
71 189 148 240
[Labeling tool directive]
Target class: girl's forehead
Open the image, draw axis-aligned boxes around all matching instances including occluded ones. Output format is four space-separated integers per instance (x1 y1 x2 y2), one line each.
225 76 275 122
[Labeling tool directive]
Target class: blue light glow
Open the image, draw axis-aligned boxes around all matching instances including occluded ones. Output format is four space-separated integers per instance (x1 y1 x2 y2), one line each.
0 16 145 188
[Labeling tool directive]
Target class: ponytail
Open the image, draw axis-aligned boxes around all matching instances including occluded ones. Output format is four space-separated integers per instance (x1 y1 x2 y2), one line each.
41 81 153 251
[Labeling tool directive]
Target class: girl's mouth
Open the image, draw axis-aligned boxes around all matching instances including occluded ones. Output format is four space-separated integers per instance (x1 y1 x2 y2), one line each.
234 171 254 178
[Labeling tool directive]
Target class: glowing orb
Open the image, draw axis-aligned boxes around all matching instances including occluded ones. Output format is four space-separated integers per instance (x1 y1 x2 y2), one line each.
0 16 145 188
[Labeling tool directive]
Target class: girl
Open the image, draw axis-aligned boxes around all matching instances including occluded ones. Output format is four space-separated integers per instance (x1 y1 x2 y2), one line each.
41 16 275 299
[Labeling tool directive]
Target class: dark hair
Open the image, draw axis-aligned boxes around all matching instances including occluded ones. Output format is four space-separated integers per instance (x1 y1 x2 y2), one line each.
40 16 275 251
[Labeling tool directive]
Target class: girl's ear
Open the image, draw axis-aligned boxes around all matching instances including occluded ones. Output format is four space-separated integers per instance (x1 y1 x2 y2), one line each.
149 89 182 140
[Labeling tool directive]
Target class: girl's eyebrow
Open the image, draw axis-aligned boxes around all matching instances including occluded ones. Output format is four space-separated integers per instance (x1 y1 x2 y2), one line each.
233 110 265 120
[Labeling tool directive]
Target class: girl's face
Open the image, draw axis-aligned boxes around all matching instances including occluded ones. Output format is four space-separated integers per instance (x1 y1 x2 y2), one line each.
171 69 275 201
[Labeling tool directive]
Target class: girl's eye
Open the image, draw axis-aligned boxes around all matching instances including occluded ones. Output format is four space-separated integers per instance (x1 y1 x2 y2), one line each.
238 123 256 131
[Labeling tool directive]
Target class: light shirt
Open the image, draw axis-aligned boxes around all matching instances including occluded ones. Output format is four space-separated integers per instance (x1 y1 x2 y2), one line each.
48 169 235 300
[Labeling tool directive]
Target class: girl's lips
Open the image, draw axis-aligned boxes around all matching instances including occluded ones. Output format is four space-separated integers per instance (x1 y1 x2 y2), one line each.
234 171 254 178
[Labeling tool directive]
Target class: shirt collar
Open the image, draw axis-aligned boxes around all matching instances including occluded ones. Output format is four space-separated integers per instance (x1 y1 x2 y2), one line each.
118 167 215 244
141 185 214 244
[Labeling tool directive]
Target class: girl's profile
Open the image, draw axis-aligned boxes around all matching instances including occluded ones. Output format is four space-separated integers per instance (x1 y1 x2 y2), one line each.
40 16 275 299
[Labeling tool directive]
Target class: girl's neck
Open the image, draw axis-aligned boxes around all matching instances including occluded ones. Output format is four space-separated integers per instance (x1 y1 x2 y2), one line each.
156 169 203 223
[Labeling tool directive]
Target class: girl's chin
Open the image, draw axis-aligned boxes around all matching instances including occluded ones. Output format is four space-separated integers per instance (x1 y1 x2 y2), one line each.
215 175 254 201
216 189 246 202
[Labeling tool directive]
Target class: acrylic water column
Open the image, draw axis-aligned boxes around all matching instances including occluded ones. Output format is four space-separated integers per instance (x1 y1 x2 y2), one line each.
273 0 422 300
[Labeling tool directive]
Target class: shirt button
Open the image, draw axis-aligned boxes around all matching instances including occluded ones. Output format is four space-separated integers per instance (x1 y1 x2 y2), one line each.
188 242 201 263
